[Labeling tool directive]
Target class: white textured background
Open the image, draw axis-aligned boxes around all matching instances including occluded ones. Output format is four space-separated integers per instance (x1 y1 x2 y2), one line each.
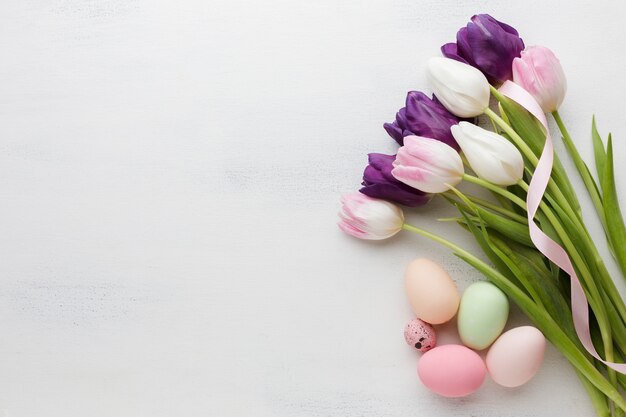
0 1 625 416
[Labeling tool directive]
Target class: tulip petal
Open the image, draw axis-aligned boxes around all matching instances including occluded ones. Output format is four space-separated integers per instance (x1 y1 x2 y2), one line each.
338 193 404 240
512 46 566 113
405 91 461 150
360 153 432 207
442 14 524 83
441 42 469 65
392 135 464 193
427 58 490 118
452 122 524 186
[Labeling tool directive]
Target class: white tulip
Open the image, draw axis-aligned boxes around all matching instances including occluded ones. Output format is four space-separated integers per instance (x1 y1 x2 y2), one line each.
427 57 490 118
451 122 524 186
338 193 404 240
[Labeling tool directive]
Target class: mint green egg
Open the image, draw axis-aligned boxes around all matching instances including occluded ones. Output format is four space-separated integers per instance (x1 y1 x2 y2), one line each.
458 282 509 350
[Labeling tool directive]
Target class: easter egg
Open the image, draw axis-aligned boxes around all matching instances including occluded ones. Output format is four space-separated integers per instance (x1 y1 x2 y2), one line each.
457 281 509 350
486 326 546 387
417 344 486 397
405 258 460 324
404 318 436 352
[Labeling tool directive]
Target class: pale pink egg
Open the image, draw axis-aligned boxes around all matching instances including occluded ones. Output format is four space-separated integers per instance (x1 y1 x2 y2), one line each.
417 344 486 397
486 326 546 387
404 318 436 352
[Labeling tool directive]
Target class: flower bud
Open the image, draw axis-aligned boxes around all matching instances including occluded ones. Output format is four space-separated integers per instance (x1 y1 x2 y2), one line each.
383 92 461 148
338 193 404 240
442 14 525 83
360 153 432 207
451 122 524 186
404 91 460 150
427 57 490 118
512 46 567 113
392 135 464 193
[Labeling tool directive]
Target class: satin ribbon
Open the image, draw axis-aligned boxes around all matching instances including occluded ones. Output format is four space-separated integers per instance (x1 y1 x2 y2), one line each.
498 80 626 373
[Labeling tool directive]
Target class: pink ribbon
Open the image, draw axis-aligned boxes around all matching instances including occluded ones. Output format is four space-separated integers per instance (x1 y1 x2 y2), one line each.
499 80 626 373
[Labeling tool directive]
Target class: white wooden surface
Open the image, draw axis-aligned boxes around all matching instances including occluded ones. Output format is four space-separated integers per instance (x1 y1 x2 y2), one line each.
0 1 625 416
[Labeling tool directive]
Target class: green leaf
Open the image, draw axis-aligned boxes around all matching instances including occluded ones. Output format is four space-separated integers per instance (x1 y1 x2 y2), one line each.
456 205 517 282
497 102 510 125
552 112 609 250
577 370 612 417
445 193 532 248
581 162 604 215
487 235 546 308
602 136 626 283
473 206 533 247
493 90 581 215
534 208 562 246
490 235 579 343
444 192 528 224
592 116 607 185
493 89 546 153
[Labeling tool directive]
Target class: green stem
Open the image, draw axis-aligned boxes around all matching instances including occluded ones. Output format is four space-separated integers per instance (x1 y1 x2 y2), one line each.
484 106 583 226
401 223 470 256
484 107 538 165
577 370 611 417
442 191 527 224
462 174 526 208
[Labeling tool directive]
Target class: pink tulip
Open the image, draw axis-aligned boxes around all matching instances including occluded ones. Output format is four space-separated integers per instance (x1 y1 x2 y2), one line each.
391 135 464 193
512 46 567 113
338 193 404 240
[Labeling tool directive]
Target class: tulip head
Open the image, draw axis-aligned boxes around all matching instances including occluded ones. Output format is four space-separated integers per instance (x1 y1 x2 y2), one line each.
404 91 460 150
512 46 567 113
442 14 525 83
384 92 461 148
451 122 524 186
392 135 464 193
360 153 432 207
427 57 490 118
338 192 404 240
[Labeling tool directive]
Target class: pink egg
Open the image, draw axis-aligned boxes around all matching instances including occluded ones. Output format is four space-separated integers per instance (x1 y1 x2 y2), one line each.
417 344 486 397
404 318 436 352
486 326 546 387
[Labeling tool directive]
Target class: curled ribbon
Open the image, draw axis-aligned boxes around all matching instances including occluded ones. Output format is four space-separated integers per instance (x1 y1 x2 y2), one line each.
499 80 626 373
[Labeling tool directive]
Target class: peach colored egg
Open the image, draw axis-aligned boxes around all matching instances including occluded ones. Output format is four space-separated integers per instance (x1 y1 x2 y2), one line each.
486 326 546 387
417 344 486 397
405 258 460 324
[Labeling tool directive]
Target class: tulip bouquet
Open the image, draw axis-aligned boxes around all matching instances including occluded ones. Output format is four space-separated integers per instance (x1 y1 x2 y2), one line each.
338 14 626 416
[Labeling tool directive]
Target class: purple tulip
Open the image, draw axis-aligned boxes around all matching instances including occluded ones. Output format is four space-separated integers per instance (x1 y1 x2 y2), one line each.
405 91 460 150
383 92 460 149
442 14 524 83
360 153 431 207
